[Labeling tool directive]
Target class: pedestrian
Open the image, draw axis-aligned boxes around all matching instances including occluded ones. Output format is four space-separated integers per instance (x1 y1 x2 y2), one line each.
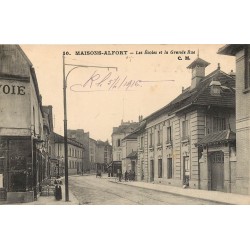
119 171 122 182
128 170 132 181
132 170 135 181
55 184 62 200
124 170 128 181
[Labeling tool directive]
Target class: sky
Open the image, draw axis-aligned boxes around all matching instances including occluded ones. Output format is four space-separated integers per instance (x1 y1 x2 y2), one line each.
21 44 235 142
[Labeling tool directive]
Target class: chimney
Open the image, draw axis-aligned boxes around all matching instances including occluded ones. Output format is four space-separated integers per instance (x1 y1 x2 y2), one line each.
182 86 185 93
187 57 210 90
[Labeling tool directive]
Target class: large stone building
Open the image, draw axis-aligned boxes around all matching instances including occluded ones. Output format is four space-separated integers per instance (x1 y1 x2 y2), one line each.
0 45 49 202
218 44 250 195
135 56 236 192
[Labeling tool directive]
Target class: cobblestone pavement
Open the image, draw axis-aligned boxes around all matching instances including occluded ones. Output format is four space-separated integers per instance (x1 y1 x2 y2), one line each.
69 175 223 205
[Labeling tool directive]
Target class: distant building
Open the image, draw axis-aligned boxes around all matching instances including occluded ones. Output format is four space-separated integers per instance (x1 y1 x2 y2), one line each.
96 140 112 172
51 132 84 176
112 120 139 162
121 133 138 174
218 44 250 195
89 137 97 172
68 129 90 172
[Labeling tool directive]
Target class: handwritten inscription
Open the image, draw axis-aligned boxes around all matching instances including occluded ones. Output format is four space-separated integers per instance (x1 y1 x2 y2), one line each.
70 71 174 92
70 71 142 92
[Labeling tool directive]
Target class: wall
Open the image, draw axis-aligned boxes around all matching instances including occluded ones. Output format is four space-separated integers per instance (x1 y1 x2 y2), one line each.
112 133 124 161
121 139 137 173
234 47 250 194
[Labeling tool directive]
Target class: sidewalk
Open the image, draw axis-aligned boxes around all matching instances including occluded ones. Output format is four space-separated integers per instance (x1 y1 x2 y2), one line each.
109 179 250 205
30 185 79 205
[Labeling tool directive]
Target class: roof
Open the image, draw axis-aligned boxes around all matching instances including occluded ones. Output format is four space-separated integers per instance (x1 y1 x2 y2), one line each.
217 44 246 56
143 67 235 123
196 130 236 147
187 57 210 69
112 122 139 135
126 151 138 159
53 132 84 148
122 132 138 141
96 140 111 146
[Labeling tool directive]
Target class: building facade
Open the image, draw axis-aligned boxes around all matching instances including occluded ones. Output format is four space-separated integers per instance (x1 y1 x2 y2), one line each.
96 140 112 172
0 45 48 202
218 44 250 195
121 133 138 174
68 129 90 173
136 57 236 193
112 120 139 162
52 132 84 176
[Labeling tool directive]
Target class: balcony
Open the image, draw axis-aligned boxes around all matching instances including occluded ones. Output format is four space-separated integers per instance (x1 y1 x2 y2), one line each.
149 145 154 152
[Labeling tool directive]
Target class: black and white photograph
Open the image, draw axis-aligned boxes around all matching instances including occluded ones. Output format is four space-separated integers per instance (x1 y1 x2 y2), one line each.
1 44 249 205
1 2 249 250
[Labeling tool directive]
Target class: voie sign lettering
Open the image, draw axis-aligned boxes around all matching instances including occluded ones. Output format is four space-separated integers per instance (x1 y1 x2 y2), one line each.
0 84 25 95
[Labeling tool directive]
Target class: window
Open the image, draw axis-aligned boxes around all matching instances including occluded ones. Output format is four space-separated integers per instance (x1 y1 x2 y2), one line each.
140 136 144 149
149 129 153 147
117 139 121 147
117 153 121 161
245 47 250 90
157 127 162 145
167 158 172 179
158 159 162 178
69 148 71 157
182 120 189 140
167 126 172 143
213 117 226 132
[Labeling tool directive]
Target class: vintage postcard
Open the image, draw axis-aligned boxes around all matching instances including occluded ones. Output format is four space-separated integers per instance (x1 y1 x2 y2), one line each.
0 44 249 205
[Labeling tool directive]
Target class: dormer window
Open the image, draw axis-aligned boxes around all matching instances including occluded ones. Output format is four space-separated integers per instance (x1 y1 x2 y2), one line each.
210 80 221 96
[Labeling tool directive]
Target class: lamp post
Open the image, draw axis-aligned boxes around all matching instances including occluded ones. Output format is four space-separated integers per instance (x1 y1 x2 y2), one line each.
63 55 117 202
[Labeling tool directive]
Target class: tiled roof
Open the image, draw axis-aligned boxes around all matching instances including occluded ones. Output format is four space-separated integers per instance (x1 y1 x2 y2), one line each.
196 130 236 147
144 68 235 122
126 151 138 159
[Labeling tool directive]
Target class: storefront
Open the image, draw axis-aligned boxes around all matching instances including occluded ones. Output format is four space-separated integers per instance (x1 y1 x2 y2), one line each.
0 136 45 202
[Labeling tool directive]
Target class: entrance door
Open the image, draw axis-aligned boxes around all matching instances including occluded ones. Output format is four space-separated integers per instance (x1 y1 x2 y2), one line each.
211 152 224 191
150 160 154 182
183 156 190 185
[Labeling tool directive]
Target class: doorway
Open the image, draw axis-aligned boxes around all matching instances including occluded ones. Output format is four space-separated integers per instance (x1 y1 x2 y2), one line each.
210 151 224 191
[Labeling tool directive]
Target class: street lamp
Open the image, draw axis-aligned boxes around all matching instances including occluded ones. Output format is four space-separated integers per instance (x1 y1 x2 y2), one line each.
63 55 117 202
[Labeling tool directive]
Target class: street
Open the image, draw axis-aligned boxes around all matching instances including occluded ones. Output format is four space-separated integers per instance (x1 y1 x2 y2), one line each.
68 174 223 205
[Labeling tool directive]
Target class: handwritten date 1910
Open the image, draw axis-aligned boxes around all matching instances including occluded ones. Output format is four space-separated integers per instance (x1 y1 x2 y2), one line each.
70 71 142 92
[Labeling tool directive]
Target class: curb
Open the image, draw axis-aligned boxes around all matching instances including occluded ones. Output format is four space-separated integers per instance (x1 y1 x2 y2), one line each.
109 180 250 205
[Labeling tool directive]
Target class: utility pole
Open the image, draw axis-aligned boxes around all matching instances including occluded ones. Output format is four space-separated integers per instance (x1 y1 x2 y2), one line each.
63 55 69 201
63 56 117 202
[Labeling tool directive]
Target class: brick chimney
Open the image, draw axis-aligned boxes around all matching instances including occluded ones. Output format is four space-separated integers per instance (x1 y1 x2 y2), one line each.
187 57 210 90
